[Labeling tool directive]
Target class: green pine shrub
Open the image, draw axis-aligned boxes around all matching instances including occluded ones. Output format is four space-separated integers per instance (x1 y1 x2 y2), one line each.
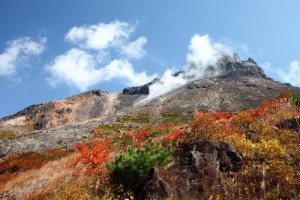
108 140 172 191
290 93 300 106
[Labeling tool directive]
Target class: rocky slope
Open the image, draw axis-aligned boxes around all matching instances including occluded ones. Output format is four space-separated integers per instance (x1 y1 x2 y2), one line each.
0 54 299 156
139 141 242 199
125 55 299 114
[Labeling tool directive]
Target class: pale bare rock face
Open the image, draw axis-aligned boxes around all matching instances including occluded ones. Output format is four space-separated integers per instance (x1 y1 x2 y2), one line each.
102 92 120 117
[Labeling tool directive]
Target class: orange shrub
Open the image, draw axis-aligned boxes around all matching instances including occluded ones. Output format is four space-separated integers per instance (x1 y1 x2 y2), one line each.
189 112 239 141
164 130 185 141
75 140 113 175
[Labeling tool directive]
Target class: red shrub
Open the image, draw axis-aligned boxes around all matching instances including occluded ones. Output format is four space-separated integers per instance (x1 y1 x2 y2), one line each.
154 124 176 131
165 130 185 141
75 140 113 175
132 130 150 140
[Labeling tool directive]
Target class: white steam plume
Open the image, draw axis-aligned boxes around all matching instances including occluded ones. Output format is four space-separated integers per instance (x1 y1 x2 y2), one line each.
145 34 232 100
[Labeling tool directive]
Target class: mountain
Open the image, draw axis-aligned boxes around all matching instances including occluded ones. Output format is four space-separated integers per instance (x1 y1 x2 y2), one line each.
0 54 299 156
130 55 296 114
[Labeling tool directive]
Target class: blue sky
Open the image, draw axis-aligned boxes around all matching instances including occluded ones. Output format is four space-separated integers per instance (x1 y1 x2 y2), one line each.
1 0 300 118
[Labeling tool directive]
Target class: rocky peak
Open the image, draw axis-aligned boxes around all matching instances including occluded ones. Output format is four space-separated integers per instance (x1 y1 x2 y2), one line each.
216 54 268 79
77 89 104 97
122 78 160 95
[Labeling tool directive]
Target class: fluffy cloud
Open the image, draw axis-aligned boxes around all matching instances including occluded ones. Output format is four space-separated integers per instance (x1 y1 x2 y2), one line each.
278 60 300 86
47 21 153 91
65 20 133 50
0 37 46 76
121 37 147 59
46 21 155 91
46 49 97 91
46 48 156 91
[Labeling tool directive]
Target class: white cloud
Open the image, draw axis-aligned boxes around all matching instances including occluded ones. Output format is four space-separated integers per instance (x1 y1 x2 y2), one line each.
121 37 147 59
46 20 153 91
102 59 156 86
0 37 46 76
278 60 300 86
46 48 97 91
65 20 133 50
261 62 271 71
46 48 156 91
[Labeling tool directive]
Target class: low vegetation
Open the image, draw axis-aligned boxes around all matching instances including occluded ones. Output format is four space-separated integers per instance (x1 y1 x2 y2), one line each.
0 148 72 190
108 140 172 192
0 129 16 140
0 91 300 199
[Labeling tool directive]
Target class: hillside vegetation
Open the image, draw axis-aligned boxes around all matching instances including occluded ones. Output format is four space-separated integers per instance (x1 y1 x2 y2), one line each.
0 90 300 199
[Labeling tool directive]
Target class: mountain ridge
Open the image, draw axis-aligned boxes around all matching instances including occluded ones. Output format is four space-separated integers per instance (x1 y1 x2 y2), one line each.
1 54 299 156
1 54 299 130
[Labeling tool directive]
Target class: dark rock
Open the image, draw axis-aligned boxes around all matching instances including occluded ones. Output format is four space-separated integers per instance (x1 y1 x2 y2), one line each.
277 118 300 131
245 130 257 141
247 57 257 64
123 84 150 95
0 152 5 158
34 114 52 130
139 141 242 199
123 78 159 95
88 89 103 96
173 71 184 77
218 55 267 79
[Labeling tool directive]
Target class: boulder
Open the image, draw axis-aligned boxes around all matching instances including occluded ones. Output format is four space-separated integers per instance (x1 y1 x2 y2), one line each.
123 84 150 95
277 118 300 131
34 114 52 130
139 141 242 199
123 78 159 95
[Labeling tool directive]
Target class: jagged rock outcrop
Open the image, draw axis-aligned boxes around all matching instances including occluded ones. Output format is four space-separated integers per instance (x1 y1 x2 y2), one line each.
122 78 159 95
139 141 242 199
217 54 268 79
122 84 150 95
34 114 52 130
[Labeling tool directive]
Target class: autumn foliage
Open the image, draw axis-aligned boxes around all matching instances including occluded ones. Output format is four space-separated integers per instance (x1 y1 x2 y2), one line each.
1 92 300 199
187 96 300 199
0 148 70 187
75 140 113 175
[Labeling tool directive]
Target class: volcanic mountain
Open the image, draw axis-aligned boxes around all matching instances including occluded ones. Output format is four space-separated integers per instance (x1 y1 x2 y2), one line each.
0 54 299 155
